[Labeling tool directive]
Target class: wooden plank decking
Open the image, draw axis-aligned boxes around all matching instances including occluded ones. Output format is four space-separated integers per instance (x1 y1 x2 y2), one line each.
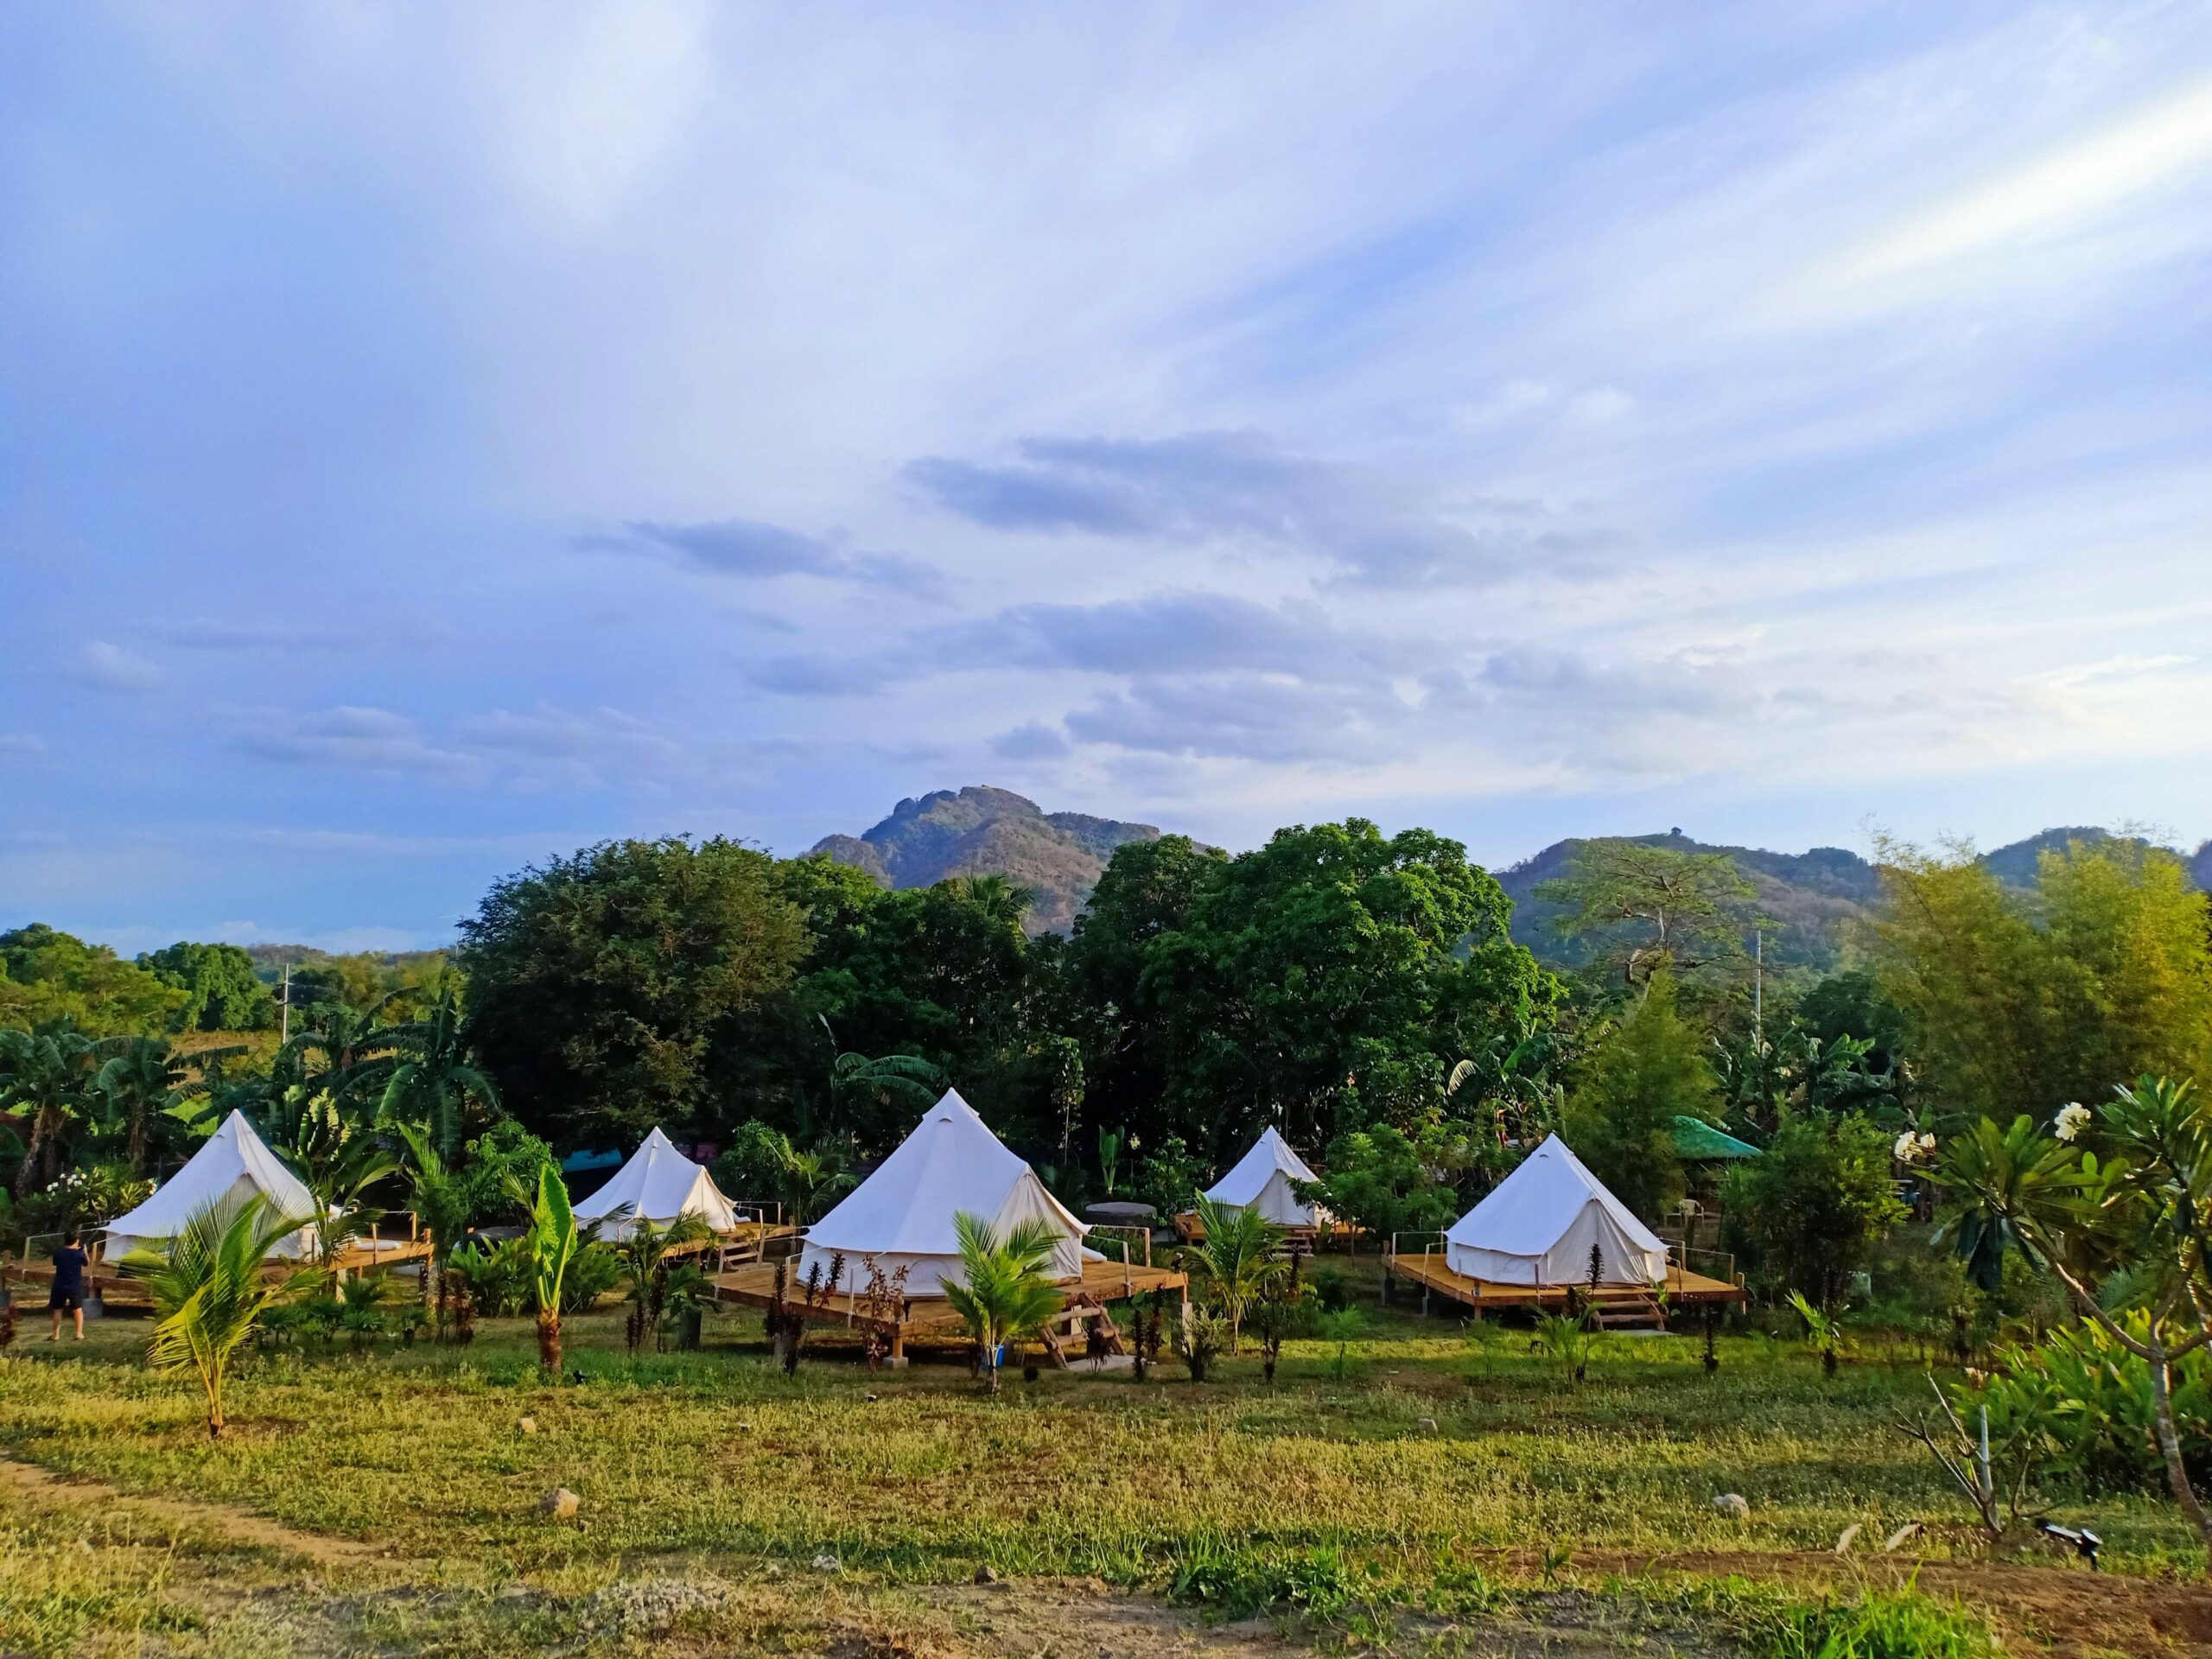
709 1255 1188 1357
1172 1211 1357 1246
1386 1245 1746 1320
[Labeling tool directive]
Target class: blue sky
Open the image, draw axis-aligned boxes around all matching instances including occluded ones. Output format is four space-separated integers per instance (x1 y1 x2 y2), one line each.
5 3 2211 952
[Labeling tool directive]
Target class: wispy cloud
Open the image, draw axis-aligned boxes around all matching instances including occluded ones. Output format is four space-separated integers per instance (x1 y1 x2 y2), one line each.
602 518 944 599
906 431 1615 588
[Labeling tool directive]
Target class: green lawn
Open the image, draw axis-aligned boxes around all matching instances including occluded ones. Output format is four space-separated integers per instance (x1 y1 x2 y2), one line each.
0 1256 2191 1656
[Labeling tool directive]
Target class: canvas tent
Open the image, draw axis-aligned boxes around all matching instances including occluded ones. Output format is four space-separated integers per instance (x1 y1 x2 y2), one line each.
102 1110 326 1261
1443 1134 1669 1287
798 1088 1090 1294
572 1126 743 1239
1203 1126 1326 1226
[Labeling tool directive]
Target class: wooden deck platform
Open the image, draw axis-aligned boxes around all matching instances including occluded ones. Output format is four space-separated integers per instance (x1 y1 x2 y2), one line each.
709 1255 1188 1358
4 1231 434 1313
1172 1211 1357 1246
1385 1246 1745 1326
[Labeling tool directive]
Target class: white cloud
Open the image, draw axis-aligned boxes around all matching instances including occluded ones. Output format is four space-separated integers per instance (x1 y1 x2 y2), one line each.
68 641 163 693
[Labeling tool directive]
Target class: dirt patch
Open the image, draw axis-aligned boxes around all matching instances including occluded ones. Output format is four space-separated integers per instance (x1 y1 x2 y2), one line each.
1465 1544 2212 1658
915 1577 1737 1659
0 1452 385 1570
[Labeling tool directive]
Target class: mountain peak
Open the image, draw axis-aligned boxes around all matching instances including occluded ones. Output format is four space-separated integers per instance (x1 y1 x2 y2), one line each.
808 785 1160 932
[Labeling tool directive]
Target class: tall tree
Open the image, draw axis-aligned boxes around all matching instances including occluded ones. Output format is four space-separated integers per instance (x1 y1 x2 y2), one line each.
1139 820 1557 1157
1533 841 1756 988
1064 835 1228 1135
1563 972 1716 1220
460 837 807 1151
1872 835 2212 1124
377 981 498 1161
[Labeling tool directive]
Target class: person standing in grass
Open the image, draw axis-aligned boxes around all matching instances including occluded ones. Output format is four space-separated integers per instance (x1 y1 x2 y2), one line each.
48 1230 90 1342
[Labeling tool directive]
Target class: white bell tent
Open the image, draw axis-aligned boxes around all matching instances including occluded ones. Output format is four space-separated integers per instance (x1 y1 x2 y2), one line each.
102 1110 325 1261
1443 1134 1669 1287
798 1088 1090 1294
572 1126 742 1239
1203 1126 1326 1226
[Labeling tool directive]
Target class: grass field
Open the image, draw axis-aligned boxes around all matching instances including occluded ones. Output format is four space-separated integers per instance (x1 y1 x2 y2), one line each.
0 1255 2199 1657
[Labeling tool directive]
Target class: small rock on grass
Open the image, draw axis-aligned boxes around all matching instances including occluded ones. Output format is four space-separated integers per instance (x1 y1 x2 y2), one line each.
973 1564 998 1584
539 1487 581 1521
518 1415 537 1435
811 1554 842 1573
1711 1493 1751 1519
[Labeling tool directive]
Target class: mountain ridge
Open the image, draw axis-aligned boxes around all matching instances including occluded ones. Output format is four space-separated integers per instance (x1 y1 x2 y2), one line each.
807 788 2212 966
807 785 1161 933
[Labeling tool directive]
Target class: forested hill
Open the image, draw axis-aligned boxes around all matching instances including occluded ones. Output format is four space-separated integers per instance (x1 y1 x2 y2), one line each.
1495 831 1882 976
808 785 1161 934
1498 824 2212 976
807 786 2209 969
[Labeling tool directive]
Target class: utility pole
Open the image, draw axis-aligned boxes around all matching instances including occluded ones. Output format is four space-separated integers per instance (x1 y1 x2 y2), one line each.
1752 930 1764 1050
279 963 291 1046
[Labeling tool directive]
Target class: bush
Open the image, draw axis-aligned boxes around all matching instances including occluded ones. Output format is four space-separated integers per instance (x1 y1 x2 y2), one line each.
1128 1135 1206 1217
562 1242 623 1313
1751 1586 1993 1659
1723 1109 1904 1305
1166 1537 1357 1621
1312 1266 1351 1313
1171 1306 1230 1382
1970 1314 2212 1497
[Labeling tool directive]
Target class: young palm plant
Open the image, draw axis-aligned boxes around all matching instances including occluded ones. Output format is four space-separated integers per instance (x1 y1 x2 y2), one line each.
506 1164 584 1379
393 1122 473 1339
615 1214 711 1354
942 1211 1065 1395
132 1195 313 1439
1179 1193 1290 1351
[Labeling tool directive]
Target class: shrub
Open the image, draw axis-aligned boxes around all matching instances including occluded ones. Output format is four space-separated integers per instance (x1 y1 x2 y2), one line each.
1171 1306 1230 1382
1724 1109 1904 1305
1166 1537 1357 1621
1751 1586 1993 1659
562 1241 623 1313
1311 1265 1351 1313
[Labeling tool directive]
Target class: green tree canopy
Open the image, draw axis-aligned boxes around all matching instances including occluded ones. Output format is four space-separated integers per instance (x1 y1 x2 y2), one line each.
1722 1109 1904 1305
458 837 807 1151
0 925 185 1036
1872 835 2212 1124
136 942 276 1033
1136 820 1558 1157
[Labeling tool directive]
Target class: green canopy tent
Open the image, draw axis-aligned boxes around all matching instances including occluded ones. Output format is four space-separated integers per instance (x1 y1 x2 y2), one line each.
1671 1116 1761 1162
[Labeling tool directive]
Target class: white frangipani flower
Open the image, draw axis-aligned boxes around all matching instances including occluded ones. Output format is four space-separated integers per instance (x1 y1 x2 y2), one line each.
2054 1103 2091 1142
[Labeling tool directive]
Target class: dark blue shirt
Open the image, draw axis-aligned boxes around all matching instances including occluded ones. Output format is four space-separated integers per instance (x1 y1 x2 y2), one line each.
50 1246 87 1296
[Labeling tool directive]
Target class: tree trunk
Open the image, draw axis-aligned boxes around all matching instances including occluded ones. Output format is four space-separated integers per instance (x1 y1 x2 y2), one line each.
128 1106 147 1179
537 1307 563 1379
13 1115 46 1198
2146 1338 2212 1565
